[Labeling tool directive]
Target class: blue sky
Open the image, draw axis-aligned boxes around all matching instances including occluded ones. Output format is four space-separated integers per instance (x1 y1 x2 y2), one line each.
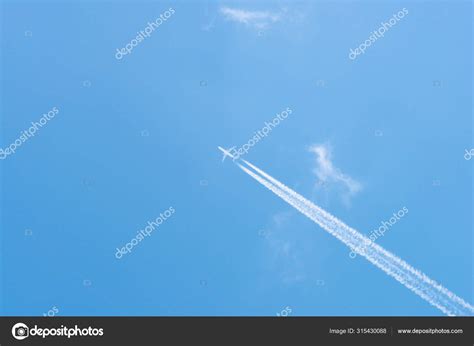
0 0 472 316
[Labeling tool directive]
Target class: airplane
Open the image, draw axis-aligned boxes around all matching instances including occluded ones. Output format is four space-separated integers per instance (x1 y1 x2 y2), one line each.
218 146 236 162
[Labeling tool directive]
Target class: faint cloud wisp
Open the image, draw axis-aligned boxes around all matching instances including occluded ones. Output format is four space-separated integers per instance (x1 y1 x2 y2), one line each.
264 211 307 284
220 7 281 29
309 144 362 204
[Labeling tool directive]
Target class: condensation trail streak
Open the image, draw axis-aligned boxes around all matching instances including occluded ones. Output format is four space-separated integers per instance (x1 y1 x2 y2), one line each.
237 160 474 316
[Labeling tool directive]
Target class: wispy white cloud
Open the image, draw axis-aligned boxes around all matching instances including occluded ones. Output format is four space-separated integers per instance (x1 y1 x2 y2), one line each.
309 144 362 204
219 7 282 29
264 211 307 284
272 211 292 228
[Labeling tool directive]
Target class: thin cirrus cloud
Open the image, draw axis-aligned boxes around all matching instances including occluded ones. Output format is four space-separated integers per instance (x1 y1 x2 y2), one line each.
266 211 307 284
309 144 363 204
219 6 282 29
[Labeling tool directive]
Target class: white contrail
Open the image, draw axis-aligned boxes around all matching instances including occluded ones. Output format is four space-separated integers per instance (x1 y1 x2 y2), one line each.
236 159 474 316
